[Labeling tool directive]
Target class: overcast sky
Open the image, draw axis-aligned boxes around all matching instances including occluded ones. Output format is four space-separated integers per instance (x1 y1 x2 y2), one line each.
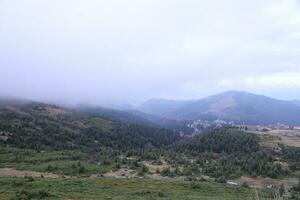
1 0 300 106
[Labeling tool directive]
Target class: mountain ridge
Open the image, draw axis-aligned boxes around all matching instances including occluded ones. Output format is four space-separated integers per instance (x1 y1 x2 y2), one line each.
138 91 300 125
289 99 300 107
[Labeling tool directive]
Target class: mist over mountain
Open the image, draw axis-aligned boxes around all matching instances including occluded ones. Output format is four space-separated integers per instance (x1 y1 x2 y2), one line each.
2 90 300 126
76 104 193 133
137 99 193 116
138 91 300 125
289 100 300 107
2 1 300 198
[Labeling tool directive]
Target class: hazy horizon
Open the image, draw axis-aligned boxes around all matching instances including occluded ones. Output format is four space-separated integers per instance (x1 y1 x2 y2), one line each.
1 0 300 106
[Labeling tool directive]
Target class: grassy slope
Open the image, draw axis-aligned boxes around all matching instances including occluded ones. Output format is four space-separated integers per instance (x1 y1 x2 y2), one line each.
0 102 295 199
0 147 272 200
0 177 270 200
0 147 110 176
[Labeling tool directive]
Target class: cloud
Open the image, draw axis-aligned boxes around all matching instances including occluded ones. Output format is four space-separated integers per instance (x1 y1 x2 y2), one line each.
243 71 300 88
1 0 300 104
218 79 234 87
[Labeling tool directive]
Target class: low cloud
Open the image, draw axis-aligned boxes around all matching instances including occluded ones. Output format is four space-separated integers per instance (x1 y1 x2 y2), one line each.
1 0 300 104
244 71 300 88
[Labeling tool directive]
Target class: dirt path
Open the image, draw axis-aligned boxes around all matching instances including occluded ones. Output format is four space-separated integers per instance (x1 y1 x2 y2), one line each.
103 168 138 178
0 167 297 190
0 168 59 178
230 176 299 189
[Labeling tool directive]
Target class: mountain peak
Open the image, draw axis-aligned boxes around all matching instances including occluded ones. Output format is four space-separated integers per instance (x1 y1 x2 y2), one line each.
139 91 300 125
210 90 260 97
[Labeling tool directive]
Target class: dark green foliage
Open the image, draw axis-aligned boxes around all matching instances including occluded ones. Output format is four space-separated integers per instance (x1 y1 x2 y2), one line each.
241 182 249 188
290 178 300 199
0 103 180 152
160 167 175 177
190 181 201 189
174 128 259 154
11 189 50 200
0 103 293 180
171 128 288 178
215 176 226 183
281 145 300 171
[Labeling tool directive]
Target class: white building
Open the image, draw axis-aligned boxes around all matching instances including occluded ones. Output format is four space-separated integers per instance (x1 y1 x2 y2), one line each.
294 126 300 130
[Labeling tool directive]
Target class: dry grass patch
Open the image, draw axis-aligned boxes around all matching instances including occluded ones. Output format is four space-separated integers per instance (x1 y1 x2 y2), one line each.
0 168 59 178
104 168 138 178
258 130 300 148
235 176 299 189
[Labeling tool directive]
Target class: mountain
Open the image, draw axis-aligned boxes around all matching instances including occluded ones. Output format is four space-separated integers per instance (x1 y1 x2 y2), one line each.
0 101 179 151
140 91 300 125
126 109 193 133
77 105 193 133
0 100 293 181
76 105 156 127
0 97 31 107
289 100 300 107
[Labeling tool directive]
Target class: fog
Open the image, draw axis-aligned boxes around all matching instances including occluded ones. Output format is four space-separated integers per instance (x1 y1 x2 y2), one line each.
1 0 300 107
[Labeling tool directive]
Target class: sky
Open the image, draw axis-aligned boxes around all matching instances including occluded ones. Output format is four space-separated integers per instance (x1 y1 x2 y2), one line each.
1 0 300 107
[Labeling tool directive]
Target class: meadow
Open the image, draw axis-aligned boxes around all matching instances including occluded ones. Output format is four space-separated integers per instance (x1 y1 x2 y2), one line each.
0 176 271 200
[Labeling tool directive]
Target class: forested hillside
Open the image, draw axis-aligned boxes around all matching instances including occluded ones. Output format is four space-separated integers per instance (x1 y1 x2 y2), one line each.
172 129 287 178
77 105 193 134
0 102 179 151
0 101 300 199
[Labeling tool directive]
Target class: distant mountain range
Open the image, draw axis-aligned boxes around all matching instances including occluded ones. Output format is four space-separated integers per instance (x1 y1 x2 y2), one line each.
289 100 300 107
0 100 181 151
0 98 193 133
137 91 300 125
76 105 193 133
1 91 300 127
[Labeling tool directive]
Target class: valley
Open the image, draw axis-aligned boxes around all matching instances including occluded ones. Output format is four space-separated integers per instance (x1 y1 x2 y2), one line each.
0 94 300 199
2 0 300 198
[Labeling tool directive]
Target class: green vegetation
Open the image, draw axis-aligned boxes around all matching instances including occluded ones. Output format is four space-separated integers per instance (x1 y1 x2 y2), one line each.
0 103 179 152
0 176 271 200
290 177 300 199
281 145 300 171
0 147 123 176
0 102 300 199
171 129 288 178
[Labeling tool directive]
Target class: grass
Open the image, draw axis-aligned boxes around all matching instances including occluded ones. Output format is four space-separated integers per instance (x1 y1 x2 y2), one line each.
86 117 113 131
0 147 110 176
258 130 300 148
0 146 280 199
0 176 272 200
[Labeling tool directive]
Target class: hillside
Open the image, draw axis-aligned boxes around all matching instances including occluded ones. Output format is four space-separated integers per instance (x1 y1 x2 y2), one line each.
76 105 157 127
77 105 193 133
125 109 193 133
0 99 300 199
0 101 180 151
140 91 300 125
0 176 271 200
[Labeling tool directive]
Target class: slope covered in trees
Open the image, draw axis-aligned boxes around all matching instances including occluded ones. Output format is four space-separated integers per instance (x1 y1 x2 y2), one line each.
0 102 180 151
0 101 298 184
171 129 287 178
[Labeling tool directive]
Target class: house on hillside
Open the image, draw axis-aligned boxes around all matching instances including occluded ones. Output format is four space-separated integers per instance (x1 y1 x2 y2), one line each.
277 123 290 130
294 126 300 131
